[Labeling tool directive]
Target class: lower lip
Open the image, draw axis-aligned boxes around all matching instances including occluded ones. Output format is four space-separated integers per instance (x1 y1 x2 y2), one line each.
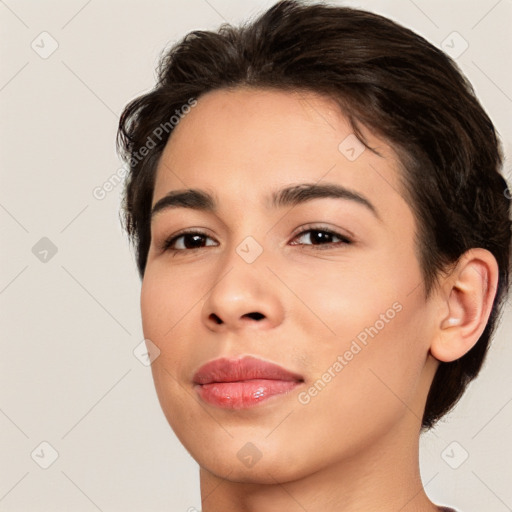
195 379 301 409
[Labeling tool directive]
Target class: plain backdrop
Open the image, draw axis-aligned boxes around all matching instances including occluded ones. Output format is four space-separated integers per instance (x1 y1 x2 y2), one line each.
1 0 511 511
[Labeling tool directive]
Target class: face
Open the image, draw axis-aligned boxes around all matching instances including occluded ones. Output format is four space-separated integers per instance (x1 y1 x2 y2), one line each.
141 87 440 483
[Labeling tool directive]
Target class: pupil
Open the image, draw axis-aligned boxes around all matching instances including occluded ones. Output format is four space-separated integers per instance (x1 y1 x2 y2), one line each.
312 230 330 244
186 234 204 249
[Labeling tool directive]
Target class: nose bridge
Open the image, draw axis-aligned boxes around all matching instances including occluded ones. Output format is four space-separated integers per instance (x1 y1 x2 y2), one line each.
217 204 270 272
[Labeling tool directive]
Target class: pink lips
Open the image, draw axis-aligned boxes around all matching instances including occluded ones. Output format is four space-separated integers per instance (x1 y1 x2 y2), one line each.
193 355 304 409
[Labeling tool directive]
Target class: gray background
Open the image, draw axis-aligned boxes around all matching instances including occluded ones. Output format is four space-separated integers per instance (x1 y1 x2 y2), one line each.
1 0 511 511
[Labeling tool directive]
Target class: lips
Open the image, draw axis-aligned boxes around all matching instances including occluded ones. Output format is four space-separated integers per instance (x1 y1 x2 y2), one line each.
193 355 304 409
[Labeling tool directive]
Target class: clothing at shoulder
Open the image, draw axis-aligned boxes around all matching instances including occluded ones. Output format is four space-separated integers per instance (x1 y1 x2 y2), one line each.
440 507 458 512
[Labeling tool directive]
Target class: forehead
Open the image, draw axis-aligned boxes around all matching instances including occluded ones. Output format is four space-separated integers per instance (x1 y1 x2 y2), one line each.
153 87 407 218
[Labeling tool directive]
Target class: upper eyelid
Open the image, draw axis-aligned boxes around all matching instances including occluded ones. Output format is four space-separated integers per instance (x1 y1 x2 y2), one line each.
167 222 352 239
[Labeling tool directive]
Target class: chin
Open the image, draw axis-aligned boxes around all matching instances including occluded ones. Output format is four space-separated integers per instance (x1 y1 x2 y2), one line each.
199 457 305 485
192 438 316 485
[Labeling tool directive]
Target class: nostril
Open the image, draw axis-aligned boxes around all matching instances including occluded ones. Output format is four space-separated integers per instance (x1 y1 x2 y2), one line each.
244 312 265 321
209 313 223 324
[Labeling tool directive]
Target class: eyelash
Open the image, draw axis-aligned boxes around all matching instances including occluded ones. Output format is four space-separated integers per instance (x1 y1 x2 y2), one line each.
160 225 353 253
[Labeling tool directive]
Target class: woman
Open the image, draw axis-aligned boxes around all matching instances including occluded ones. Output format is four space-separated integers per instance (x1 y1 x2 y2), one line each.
117 1 511 510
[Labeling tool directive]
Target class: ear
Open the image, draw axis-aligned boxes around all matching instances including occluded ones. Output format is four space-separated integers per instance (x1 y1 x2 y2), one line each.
430 248 500 363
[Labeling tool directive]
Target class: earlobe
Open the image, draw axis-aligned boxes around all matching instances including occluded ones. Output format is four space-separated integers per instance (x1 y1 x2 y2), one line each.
430 249 499 363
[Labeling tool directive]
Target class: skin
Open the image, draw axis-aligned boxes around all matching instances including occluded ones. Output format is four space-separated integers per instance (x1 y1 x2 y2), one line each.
140 87 498 511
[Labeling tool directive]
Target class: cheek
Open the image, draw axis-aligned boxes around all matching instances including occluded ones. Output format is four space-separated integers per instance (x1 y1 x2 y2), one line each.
140 270 193 400
292 252 428 425
140 264 198 340
286 255 416 353
302 288 429 425
140 272 195 436
140 269 166 338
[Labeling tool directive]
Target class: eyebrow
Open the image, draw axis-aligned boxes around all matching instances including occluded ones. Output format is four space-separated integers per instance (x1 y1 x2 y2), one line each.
150 182 380 221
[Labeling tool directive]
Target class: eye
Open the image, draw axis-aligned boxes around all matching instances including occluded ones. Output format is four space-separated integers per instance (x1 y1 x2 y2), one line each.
160 225 352 254
290 226 352 249
161 230 217 252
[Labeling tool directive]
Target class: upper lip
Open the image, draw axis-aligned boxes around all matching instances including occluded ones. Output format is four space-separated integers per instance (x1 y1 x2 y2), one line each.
193 355 304 385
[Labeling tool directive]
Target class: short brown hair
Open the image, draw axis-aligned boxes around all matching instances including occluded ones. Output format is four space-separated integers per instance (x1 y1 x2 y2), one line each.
117 0 511 429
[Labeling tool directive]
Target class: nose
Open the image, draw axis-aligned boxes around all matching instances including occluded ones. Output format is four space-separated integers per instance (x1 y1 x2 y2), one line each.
201 249 285 333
